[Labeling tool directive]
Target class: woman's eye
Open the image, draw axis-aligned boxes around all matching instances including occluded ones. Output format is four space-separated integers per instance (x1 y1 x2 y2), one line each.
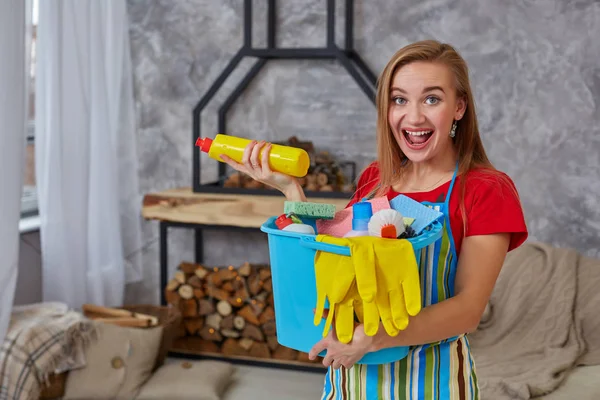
393 97 406 105
425 96 440 105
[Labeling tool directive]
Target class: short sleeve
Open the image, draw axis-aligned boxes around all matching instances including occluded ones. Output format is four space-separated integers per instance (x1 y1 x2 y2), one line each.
465 172 528 251
346 162 380 208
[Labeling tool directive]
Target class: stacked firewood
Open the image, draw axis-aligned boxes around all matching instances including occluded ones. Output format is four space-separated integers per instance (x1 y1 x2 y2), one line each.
222 136 355 193
165 261 322 365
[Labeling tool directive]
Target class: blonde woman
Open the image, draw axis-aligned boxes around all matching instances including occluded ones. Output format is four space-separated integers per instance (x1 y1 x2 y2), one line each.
223 40 528 399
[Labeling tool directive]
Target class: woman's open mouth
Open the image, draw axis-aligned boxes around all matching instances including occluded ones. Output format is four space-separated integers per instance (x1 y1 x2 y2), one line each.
402 129 434 149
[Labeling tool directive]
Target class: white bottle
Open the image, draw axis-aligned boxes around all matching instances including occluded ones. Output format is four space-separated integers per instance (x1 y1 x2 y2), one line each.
343 201 373 238
275 214 315 234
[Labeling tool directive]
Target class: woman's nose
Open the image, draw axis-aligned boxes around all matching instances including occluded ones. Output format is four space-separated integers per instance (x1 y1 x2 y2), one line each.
405 104 426 125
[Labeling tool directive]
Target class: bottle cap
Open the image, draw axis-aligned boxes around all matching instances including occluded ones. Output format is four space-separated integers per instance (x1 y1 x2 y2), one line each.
352 201 373 231
195 137 213 153
275 214 293 230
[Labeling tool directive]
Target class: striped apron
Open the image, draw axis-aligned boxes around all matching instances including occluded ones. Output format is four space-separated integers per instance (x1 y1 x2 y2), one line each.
320 166 480 399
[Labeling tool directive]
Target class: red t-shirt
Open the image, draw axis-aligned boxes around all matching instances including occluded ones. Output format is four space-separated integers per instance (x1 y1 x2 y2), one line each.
347 163 528 254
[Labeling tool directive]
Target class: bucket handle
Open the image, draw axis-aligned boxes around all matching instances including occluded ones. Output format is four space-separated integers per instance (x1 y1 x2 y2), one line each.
299 236 351 256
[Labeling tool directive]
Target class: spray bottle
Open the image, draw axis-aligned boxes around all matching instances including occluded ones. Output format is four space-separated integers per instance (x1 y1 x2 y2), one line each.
196 134 310 178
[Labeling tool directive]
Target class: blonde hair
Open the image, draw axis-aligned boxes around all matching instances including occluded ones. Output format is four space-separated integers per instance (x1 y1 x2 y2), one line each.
365 40 517 233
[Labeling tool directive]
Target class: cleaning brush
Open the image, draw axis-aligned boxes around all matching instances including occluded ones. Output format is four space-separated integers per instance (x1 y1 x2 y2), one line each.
368 209 406 239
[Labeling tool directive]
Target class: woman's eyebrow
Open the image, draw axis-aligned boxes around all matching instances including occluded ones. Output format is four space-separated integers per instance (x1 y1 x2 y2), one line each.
390 86 445 94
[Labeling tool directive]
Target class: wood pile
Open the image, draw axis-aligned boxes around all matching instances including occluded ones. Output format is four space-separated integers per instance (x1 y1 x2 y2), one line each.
166 261 323 365
222 136 355 193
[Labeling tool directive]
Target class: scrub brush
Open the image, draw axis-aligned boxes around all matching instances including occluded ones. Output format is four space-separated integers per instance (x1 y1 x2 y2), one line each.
368 209 406 239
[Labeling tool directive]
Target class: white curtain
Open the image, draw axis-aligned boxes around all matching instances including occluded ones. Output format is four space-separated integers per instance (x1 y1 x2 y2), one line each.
0 0 32 343
35 0 143 309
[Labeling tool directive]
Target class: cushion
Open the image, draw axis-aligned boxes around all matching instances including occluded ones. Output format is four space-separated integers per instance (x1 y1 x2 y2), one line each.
63 321 163 399
135 360 235 400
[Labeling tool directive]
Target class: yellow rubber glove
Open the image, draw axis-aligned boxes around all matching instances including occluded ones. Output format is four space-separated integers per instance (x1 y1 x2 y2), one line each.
373 238 422 335
347 237 381 337
313 235 357 341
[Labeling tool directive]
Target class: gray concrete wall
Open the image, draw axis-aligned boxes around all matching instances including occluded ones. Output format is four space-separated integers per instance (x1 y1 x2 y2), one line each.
125 0 600 304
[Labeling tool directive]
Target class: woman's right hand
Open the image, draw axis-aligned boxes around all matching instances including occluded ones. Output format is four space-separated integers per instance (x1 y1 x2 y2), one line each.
220 140 305 201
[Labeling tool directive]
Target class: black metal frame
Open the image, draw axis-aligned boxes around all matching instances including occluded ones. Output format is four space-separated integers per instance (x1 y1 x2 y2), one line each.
192 0 377 199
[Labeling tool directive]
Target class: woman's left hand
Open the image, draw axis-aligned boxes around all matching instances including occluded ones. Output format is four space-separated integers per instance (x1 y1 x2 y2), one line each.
308 324 375 369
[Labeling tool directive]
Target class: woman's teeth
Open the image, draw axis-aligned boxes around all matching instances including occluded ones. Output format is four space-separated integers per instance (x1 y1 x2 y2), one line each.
404 130 433 145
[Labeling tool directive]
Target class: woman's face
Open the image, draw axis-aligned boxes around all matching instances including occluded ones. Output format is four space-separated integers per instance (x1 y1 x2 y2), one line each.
388 61 466 164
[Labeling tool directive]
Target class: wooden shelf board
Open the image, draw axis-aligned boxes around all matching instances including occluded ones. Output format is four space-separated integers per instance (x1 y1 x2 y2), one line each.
142 187 350 227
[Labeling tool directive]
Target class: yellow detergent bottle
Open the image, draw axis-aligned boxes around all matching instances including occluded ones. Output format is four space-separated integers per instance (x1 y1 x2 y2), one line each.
196 134 310 178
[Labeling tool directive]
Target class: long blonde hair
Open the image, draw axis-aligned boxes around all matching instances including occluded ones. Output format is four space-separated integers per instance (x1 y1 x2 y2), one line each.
367 40 516 233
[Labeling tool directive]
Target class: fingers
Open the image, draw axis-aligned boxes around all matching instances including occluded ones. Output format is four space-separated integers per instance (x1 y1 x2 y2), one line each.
249 140 264 171
377 292 400 336
309 339 328 361
261 143 273 175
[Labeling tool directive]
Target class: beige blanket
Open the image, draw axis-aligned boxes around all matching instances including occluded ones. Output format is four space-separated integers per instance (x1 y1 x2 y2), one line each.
469 242 600 399
0 302 96 400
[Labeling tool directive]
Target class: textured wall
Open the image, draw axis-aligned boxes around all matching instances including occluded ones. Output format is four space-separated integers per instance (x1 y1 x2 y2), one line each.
126 0 600 304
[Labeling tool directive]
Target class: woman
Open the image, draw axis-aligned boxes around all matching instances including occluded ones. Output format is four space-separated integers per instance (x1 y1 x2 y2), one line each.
221 40 528 399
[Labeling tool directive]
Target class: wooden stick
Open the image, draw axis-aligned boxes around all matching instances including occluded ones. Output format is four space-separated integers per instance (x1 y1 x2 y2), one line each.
94 317 153 328
82 304 158 326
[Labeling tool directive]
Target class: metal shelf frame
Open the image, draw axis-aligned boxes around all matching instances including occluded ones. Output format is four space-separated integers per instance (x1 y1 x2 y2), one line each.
192 0 377 197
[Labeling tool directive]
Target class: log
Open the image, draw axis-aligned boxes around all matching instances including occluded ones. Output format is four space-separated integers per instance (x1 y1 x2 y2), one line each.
259 306 275 324
222 281 235 292
221 329 240 339
220 314 234 330
187 275 203 289
273 346 298 361
195 267 208 279
249 342 271 359
180 299 198 318
183 318 204 335
222 338 248 357
237 305 260 326
165 290 181 306
262 320 277 337
242 324 264 342
267 335 279 351
248 276 262 296
178 284 194 300
216 300 232 317
174 270 186 284
238 262 252 277
166 279 180 292
239 338 254 351
179 261 199 275
205 313 222 330
233 316 246 330
193 288 205 299
205 287 229 302
263 278 272 293
198 299 215 316
258 268 271 281
199 325 222 342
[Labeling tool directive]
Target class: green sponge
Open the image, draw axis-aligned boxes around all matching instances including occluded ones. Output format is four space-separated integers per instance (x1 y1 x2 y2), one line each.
284 201 336 220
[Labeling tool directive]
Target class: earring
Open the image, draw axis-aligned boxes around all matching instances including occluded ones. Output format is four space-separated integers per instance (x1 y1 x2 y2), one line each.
449 121 457 138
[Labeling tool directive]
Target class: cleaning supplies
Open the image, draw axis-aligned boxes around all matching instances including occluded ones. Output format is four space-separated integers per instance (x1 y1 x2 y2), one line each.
313 235 357 343
389 194 444 235
313 234 422 342
275 213 315 234
368 209 406 239
343 201 373 237
196 134 310 178
283 201 336 220
316 196 392 238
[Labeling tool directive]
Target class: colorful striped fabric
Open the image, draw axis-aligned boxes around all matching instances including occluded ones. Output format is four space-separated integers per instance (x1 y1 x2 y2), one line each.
319 195 480 399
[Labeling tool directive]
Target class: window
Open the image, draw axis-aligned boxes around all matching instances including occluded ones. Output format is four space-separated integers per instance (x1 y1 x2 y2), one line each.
21 0 38 221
